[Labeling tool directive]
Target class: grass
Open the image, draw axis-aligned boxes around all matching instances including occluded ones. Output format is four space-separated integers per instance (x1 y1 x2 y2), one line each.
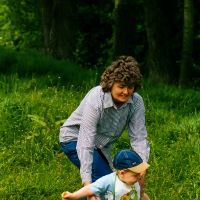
0 72 199 199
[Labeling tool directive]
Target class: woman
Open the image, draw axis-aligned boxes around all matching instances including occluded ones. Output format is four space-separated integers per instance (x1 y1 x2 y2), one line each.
59 56 150 199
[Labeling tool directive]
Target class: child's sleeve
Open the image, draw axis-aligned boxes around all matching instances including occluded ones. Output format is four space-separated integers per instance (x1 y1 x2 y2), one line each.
89 173 114 197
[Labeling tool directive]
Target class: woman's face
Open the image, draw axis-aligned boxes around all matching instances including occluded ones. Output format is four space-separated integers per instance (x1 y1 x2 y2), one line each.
111 82 135 104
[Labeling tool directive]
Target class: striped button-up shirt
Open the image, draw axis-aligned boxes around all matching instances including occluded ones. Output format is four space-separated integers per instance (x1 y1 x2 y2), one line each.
59 86 150 184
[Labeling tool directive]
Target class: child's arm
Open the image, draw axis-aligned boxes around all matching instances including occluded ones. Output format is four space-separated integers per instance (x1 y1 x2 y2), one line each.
61 185 94 200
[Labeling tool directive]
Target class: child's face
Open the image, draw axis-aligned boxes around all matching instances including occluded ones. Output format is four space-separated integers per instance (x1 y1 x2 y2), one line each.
118 169 141 185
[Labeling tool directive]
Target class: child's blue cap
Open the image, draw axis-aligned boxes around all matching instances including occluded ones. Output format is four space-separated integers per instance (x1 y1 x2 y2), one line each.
113 149 150 173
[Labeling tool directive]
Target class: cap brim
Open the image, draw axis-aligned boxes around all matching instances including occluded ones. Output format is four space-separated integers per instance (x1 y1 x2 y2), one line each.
128 162 150 173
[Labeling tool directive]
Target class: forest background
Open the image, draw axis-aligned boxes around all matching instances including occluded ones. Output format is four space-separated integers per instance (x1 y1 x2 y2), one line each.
0 0 199 199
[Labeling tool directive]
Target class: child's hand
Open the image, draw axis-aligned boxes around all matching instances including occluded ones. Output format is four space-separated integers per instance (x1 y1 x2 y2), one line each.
61 191 71 200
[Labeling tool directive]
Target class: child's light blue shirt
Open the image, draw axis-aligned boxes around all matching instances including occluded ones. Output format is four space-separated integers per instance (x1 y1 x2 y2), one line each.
89 172 140 200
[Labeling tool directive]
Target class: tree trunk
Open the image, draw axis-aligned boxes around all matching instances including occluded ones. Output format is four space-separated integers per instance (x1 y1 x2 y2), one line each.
113 0 137 59
179 0 194 87
143 0 175 83
41 0 77 60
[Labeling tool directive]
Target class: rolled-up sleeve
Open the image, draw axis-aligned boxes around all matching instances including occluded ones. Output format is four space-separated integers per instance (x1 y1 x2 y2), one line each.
128 96 150 162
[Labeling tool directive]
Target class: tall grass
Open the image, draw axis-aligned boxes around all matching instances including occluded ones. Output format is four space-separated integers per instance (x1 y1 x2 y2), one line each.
0 73 199 199
0 48 100 88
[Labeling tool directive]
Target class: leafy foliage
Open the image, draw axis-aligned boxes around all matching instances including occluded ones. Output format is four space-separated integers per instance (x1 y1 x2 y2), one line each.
75 0 114 68
0 0 200 86
0 0 43 49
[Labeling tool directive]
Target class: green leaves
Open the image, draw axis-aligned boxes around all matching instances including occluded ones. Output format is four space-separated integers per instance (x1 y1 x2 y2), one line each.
27 114 47 127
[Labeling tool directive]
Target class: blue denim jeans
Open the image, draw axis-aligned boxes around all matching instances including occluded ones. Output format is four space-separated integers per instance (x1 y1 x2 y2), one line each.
60 141 112 200
60 141 112 183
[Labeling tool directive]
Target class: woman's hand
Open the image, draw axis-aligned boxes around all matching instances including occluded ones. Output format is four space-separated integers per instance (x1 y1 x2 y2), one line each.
138 171 146 196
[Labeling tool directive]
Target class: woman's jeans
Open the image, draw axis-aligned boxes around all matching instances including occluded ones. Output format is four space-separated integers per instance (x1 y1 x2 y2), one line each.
60 141 112 183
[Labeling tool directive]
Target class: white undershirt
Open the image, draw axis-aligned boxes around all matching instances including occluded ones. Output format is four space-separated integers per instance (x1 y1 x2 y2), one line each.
115 175 141 200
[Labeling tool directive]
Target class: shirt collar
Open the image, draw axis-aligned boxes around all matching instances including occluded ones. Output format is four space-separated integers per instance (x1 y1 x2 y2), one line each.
103 92 134 109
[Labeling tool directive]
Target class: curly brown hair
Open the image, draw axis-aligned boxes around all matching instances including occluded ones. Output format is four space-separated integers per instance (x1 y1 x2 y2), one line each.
100 56 142 92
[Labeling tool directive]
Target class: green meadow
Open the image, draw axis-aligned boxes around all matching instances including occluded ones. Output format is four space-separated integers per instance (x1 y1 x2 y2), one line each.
0 52 199 199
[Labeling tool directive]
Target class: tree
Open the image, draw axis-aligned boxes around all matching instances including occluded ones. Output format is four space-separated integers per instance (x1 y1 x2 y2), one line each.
113 0 136 59
143 0 176 83
41 0 77 60
179 0 194 87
